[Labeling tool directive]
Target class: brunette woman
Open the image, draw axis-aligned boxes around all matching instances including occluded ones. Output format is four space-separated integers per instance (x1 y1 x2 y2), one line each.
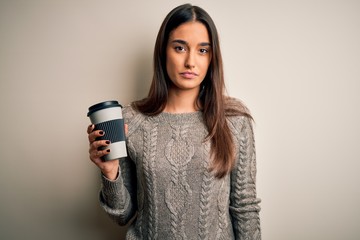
87 4 261 239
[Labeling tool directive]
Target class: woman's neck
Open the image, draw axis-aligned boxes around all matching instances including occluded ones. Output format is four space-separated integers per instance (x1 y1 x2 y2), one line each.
164 88 201 113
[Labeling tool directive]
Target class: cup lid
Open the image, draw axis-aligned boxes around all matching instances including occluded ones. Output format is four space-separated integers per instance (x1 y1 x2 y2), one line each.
87 100 122 116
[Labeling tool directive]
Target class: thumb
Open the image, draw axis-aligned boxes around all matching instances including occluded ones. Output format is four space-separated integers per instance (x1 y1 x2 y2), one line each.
124 124 128 136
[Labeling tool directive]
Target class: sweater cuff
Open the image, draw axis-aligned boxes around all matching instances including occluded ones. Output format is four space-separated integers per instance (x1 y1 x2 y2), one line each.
100 167 128 209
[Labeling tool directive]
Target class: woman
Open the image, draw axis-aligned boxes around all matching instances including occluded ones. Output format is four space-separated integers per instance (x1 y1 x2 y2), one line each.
87 4 261 239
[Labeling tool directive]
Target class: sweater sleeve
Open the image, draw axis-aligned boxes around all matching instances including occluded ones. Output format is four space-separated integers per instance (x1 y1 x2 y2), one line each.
99 156 137 226
229 116 261 240
98 105 138 226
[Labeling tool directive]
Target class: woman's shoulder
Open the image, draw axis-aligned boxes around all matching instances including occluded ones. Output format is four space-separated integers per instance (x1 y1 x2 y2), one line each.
225 97 253 132
122 103 147 124
122 103 137 119
122 103 148 136
225 96 251 117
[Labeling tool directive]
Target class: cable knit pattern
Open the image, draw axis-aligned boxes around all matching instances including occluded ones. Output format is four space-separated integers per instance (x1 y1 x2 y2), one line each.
216 177 231 240
165 123 194 239
228 117 261 240
198 141 213 240
142 121 159 239
98 103 261 240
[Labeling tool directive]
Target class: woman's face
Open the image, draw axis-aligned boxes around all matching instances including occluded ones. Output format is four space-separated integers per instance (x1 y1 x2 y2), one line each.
166 21 212 93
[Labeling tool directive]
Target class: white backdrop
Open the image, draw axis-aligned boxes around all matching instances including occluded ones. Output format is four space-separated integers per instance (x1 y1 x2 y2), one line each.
1 0 359 239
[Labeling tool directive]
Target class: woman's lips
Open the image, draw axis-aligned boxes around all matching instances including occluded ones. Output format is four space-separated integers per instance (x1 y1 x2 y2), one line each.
180 72 198 79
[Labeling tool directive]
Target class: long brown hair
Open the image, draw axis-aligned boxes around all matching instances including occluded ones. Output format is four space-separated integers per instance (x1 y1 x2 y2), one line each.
133 4 252 178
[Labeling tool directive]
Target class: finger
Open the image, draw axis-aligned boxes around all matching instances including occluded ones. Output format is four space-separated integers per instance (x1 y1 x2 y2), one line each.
89 139 110 154
90 148 110 161
88 130 105 143
94 140 111 150
124 124 128 136
87 124 94 134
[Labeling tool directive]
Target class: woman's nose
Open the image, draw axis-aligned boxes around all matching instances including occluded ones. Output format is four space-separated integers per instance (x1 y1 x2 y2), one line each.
185 51 195 69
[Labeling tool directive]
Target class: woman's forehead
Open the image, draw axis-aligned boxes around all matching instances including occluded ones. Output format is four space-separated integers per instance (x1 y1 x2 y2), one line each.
169 21 210 44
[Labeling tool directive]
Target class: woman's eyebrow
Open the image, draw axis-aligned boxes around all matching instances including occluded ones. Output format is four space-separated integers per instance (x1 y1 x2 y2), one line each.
170 39 211 47
199 42 211 47
170 39 187 45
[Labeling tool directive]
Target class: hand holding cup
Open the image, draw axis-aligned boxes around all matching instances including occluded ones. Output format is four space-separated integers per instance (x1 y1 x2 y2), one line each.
87 101 128 180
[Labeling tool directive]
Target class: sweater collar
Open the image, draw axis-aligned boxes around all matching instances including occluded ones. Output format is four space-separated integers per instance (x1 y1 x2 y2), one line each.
151 111 203 124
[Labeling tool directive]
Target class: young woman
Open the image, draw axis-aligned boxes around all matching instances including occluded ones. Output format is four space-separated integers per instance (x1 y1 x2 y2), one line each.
87 4 261 239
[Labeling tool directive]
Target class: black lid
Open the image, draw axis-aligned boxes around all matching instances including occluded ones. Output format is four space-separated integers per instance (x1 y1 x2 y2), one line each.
87 100 122 116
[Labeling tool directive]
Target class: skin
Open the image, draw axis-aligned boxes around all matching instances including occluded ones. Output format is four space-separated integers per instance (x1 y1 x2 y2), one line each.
88 21 212 179
164 21 212 113
87 124 128 180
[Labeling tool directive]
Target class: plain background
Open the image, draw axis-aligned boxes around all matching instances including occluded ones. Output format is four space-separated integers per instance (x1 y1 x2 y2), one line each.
1 0 359 239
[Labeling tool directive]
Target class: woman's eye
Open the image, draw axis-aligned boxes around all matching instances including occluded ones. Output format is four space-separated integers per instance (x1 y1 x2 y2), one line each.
199 48 209 54
174 46 185 52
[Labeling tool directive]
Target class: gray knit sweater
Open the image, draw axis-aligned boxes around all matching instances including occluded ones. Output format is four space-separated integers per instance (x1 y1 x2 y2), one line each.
99 104 261 239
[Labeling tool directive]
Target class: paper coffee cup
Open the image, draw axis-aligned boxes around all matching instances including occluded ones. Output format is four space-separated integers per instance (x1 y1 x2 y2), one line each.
87 100 127 161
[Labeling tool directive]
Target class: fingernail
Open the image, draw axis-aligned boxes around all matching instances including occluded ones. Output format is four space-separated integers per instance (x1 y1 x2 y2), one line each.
99 131 104 135
106 141 110 144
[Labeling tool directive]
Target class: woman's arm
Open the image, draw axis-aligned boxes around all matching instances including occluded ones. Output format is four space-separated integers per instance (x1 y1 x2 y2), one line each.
87 123 137 226
229 116 261 240
99 157 137 226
